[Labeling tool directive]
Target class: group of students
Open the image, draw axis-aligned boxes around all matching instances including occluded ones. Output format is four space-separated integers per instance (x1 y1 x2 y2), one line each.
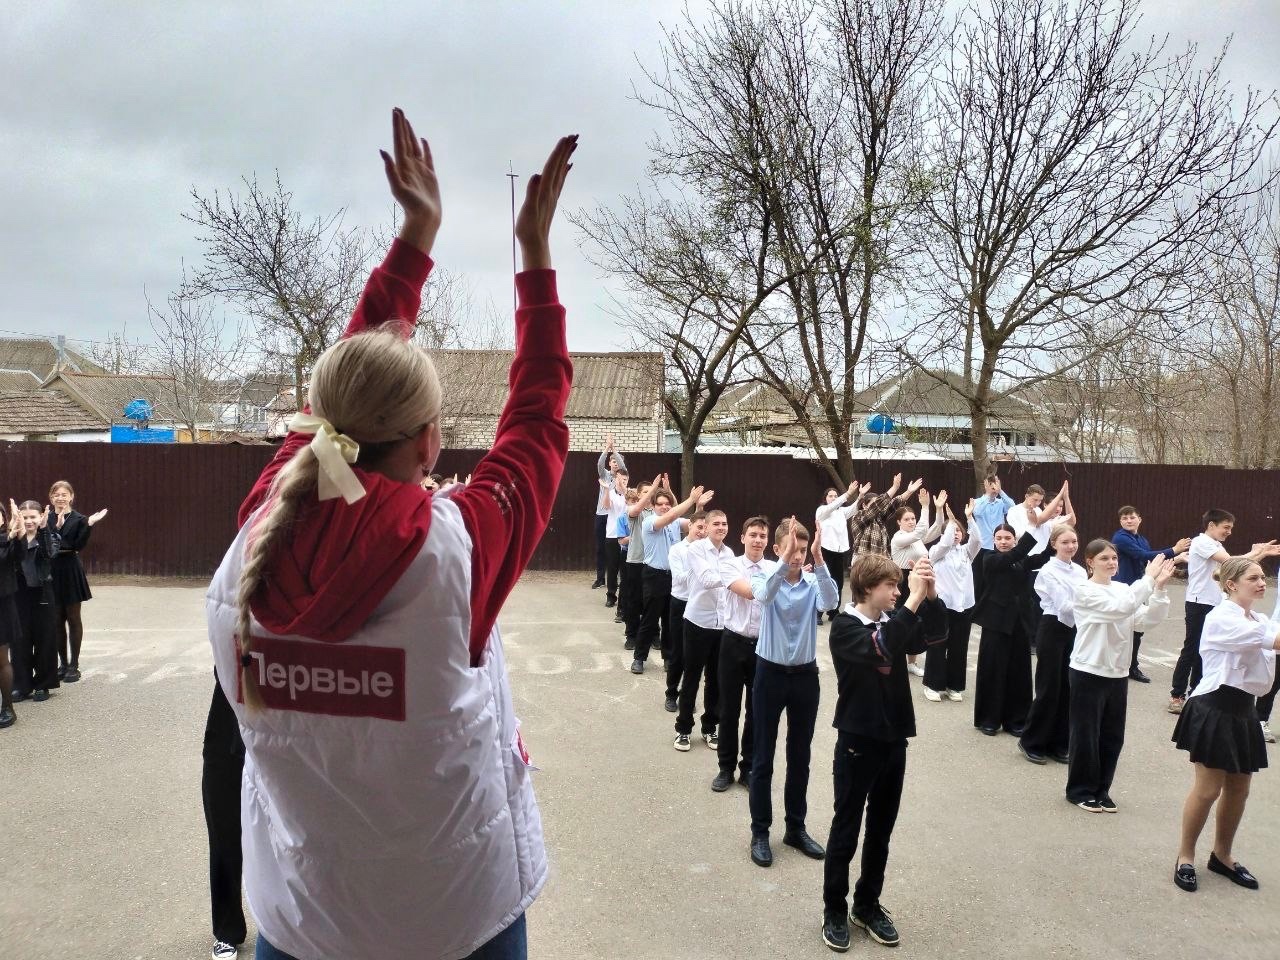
585 464 1280 950
0 480 105 729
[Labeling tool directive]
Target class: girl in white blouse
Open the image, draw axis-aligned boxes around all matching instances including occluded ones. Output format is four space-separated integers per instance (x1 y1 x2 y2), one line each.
892 489 947 675
816 481 866 623
1067 543 1173 813
1172 557 1280 893
1019 525 1087 765
923 499 982 702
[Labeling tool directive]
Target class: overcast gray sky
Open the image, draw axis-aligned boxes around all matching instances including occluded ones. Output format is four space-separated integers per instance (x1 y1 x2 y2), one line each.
2 1 1276 362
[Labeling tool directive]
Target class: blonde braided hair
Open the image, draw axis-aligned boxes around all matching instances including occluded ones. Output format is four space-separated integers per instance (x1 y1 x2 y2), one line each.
236 329 441 709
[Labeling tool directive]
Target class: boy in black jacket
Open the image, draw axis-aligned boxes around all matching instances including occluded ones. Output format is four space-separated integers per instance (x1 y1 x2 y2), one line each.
821 553 946 952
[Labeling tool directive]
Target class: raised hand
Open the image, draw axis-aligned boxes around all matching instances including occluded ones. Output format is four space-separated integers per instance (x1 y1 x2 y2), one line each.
906 477 924 495
515 134 578 271
780 516 798 559
965 497 975 519
697 488 715 508
935 490 948 509
87 508 109 526
1154 557 1178 588
380 108 441 255
845 481 858 499
918 488 929 507
1174 537 1192 553
811 518 823 560
1144 554 1167 580
688 485 705 505
907 557 934 597
39 505 51 529
859 482 872 497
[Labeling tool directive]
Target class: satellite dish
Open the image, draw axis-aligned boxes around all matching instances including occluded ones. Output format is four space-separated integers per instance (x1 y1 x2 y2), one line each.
866 413 895 435
123 398 154 422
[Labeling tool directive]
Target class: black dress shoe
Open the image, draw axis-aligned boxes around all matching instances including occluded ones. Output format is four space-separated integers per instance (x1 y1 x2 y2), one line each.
664 697 677 713
0 707 15 729
1129 667 1151 683
750 836 773 867
1007 724 1026 737
1051 750 1070 764
737 769 750 788
1208 851 1259 889
630 659 644 675
978 725 999 737
32 689 50 703
605 598 616 608
784 829 826 860
63 667 82 683
12 690 30 703
624 638 636 650
1018 741 1047 764
710 771 734 792
1174 862 1198 892
591 579 604 589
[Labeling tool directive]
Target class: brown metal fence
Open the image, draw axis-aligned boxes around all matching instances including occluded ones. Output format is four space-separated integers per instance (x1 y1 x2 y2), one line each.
2 440 1274 577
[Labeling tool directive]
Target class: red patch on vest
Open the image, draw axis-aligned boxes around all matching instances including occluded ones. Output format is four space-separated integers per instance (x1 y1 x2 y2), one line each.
235 635 406 721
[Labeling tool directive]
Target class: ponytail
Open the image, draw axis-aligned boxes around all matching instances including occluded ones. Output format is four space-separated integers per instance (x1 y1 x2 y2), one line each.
236 446 321 709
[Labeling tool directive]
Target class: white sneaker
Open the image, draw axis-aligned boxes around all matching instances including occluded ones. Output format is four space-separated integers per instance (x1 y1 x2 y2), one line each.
944 689 964 702
212 943 238 960
907 662 925 677
922 687 942 702
1263 720 1276 744
674 733 691 752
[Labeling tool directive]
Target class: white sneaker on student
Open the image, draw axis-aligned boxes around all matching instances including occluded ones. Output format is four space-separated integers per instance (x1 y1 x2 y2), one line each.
944 689 964 702
922 687 943 702
907 662 925 677
1263 720 1276 744
212 942 238 960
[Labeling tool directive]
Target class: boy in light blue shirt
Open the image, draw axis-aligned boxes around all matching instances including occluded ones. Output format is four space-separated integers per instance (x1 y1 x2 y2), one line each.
728 517 837 868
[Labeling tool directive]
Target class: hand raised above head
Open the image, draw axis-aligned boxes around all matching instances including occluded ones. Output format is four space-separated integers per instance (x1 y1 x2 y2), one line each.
380 108 441 254
697 488 715 507
515 134 578 271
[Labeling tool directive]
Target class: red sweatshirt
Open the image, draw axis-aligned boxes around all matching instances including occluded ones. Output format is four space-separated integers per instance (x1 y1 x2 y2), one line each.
239 239 572 664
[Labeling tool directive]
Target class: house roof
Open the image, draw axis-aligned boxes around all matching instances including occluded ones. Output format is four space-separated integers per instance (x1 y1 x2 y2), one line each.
429 350 663 420
0 369 41 392
852 369 1036 424
45 371 196 424
207 373 297 408
0 390 105 435
0 337 101 380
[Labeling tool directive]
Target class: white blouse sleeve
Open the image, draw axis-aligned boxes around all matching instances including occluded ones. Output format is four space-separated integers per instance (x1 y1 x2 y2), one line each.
929 522 959 563
1200 610 1280 654
1134 590 1172 632
1074 578 1155 622
966 519 983 561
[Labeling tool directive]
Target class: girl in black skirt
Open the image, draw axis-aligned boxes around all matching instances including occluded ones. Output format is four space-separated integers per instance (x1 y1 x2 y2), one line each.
10 499 61 702
1173 557 1280 892
49 480 108 683
0 503 23 728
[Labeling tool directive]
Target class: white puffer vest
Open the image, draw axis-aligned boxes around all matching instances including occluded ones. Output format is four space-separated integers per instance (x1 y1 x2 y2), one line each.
206 495 546 960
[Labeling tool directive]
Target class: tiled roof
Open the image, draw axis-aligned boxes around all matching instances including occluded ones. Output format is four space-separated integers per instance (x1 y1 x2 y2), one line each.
429 350 663 420
0 390 105 435
0 337 100 380
46 371 203 424
0 369 41 392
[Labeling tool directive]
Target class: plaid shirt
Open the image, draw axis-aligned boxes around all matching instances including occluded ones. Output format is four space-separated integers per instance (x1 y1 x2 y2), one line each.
850 494 896 558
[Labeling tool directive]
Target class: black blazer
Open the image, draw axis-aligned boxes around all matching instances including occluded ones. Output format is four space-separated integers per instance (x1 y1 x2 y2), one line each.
973 533 1050 634
16 523 60 598
0 531 18 598
55 510 92 552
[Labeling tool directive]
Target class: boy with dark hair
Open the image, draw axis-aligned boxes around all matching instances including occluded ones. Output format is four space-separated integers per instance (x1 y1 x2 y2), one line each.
1110 505 1190 683
665 510 707 712
677 509 737 752
728 517 837 868
821 554 947 952
620 481 653 648
1168 509 1280 713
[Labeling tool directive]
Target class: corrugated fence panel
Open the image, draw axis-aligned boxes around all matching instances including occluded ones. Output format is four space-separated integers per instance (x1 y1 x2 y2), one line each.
3 441 1275 576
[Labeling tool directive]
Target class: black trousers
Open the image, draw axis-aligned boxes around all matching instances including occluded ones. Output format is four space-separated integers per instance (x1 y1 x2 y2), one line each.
676 623 721 736
604 538 623 605
664 597 688 699
619 562 642 643
1258 669 1280 723
1020 617 1074 756
1066 669 1128 804
1129 631 1144 672
594 513 607 582
717 629 757 777
973 623 1032 732
821 548 849 615
972 548 992 603
750 658 819 837
13 585 59 694
1172 601 1213 699
1020 570 1044 649
924 608 972 693
202 678 247 946
637 566 671 663
823 733 907 917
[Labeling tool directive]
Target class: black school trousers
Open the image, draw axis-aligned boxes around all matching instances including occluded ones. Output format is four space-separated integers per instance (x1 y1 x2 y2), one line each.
750 658 819 838
13 585 59 694
924 607 972 693
1020 616 1074 756
973 622 1032 733
821 548 849 616
619 562 642 643
717 628 757 777
202 678 247 947
1020 569 1044 649
676 622 721 736
823 733 907 917
1171 601 1213 699
594 513 607 582
1065 668 1127 804
637 566 671 663
604 538 624 605
664 597 688 699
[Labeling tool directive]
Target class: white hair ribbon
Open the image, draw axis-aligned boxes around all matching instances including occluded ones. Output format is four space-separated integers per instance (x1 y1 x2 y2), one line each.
288 412 366 504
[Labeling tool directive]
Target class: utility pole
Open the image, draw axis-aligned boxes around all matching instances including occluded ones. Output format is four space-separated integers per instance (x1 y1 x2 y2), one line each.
506 163 518 312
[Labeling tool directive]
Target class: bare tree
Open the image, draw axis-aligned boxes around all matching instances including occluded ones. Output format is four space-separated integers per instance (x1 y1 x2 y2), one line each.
910 0 1277 485
146 290 249 440
181 173 372 407
84 327 148 375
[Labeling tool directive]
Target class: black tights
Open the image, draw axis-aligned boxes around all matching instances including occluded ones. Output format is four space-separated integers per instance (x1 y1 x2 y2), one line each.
56 602 84 669
0 647 13 709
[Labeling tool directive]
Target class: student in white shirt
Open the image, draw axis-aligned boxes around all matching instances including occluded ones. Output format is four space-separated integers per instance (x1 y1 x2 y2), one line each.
591 436 627 589
598 469 629 609
891 488 947 676
923 499 982 702
815 482 866 623
1172 558 1280 893
664 511 707 714
1006 482 1071 646
1068 543 1174 813
1018 525 1087 765
676 510 737 755
1168 509 1280 713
